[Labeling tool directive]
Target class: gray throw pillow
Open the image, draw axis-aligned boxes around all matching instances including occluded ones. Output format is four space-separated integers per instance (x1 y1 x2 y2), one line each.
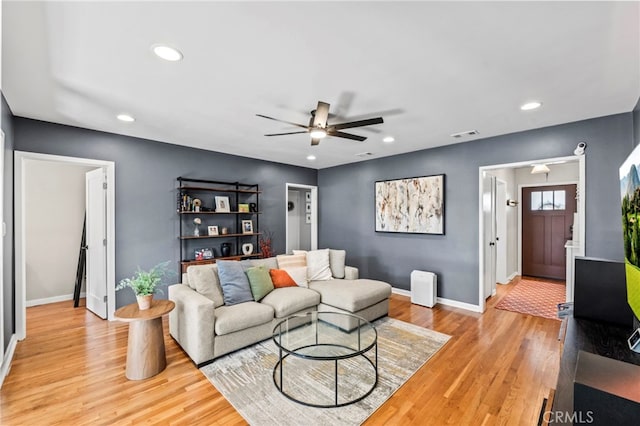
216 260 254 305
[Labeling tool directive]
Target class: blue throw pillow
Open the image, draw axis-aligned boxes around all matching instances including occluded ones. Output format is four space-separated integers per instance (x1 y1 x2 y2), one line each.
216 260 254 305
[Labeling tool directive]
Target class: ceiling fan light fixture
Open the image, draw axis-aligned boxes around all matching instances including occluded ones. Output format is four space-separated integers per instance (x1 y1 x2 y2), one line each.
152 44 183 61
520 101 542 111
309 129 327 139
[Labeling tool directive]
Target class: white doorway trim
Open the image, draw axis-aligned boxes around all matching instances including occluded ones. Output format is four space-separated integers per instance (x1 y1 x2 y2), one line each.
285 183 317 253
478 154 585 312
14 152 116 340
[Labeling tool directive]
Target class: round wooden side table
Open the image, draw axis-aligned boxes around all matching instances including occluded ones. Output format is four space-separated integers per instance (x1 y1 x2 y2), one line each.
114 299 175 380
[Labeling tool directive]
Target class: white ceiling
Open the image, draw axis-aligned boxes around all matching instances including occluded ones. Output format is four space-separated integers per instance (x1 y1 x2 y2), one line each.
3 1 639 169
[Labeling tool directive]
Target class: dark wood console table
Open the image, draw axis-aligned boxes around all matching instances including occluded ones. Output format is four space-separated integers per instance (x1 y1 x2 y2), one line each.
552 315 640 424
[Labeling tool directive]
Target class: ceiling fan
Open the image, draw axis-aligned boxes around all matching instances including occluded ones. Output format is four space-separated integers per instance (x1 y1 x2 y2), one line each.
256 101 384 145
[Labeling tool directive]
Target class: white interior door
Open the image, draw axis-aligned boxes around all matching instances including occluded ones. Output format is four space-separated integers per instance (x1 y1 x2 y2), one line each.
0 131 4 361
287 190 300 253
496 180 508 284
85 168 107 318
482 173 497 298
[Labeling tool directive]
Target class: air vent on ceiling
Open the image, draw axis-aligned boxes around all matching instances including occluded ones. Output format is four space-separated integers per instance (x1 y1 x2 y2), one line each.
355 152 374 157
450 130 479 138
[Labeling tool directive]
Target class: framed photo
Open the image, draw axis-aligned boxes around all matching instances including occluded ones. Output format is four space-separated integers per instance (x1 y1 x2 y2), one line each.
305 203 311 213
242 220 253 234
238 203 250 213
195 248 214 260
305 192 311 202
208 225 219 236
305 213 311 224
375 174 445 234
215 196 230 213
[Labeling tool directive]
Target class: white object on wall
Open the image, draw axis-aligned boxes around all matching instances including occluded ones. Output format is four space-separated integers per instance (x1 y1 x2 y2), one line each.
411 270 437 308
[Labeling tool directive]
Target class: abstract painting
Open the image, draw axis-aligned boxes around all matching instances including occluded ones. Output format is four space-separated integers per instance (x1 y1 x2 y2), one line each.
375 174 445 234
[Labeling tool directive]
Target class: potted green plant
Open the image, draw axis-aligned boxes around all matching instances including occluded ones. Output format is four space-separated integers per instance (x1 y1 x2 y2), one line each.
116 261 171 310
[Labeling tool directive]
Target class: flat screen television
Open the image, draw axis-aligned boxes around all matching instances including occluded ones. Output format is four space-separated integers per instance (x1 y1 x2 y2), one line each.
618 145 640 321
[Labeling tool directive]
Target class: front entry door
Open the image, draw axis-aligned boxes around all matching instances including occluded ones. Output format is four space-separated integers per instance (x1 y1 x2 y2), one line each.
522 184 576 279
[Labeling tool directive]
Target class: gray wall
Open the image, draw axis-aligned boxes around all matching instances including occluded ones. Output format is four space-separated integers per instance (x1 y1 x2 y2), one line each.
318 113 634 305
1 94 15 352
13 118 316 307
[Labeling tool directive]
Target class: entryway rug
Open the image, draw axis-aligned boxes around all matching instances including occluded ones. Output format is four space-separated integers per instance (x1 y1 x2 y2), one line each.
200 317 450 425
495 279 565 320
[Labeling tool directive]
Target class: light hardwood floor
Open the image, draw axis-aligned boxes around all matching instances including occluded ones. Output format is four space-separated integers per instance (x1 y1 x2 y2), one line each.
0 277 561 425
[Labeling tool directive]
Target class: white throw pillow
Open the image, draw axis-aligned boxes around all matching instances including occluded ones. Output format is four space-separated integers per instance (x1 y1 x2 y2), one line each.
282 266 308 287
304 249 333 281
329 249 346 279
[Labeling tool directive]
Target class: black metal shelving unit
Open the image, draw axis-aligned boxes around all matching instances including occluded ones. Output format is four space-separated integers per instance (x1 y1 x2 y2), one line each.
177 177 262 273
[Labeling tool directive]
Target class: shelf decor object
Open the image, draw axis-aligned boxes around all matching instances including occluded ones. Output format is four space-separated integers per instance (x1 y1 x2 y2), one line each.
177 177 262 273
375 174 445 234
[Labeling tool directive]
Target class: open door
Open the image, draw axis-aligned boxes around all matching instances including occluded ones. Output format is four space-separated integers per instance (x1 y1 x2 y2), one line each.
482 172 497 298
85 168 107 319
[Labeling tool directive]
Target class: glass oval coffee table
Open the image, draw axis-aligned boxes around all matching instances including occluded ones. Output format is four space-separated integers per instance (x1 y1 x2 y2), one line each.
272 311 378 407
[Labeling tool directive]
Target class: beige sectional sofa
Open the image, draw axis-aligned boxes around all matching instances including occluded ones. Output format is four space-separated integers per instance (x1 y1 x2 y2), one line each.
169 250 392 366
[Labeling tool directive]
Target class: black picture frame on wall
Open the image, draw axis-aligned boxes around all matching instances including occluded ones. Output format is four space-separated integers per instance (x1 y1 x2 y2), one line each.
374 174 445 234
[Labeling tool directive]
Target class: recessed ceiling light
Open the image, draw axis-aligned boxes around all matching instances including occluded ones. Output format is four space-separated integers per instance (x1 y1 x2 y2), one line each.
152 44 183 61
306 154 316 161
117 113 135 122
520 101 542 111
383 136 395 143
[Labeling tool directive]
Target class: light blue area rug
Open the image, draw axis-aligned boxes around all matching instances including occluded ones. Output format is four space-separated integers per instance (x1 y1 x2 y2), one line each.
200 317 450 425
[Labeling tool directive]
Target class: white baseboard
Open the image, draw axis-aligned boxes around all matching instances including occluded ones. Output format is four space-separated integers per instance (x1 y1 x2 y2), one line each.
26 292 86 307
0 334 18 389
436 297 483 313
391 287 482 313
391 288 411 297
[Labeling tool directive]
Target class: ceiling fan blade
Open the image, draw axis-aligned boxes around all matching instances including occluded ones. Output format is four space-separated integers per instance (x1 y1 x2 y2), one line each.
329 131 367 142
331 117 384 130
256 114 309 129
312 101 330 128
311 138 321 146
264 131 309 136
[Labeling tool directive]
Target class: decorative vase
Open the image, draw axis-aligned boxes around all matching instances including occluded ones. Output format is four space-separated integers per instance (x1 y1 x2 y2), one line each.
194 224 200 237
137 294 153 310
221 243 231 257
242 243 253 255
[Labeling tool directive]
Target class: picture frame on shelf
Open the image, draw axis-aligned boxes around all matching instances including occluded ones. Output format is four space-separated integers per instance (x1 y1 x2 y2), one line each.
238 203 250 213
215 196 231 212
208 225 219 236
195 248 215 260
242 220 253 234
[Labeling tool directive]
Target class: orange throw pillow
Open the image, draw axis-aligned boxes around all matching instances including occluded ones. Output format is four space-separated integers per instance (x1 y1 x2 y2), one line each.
269 269 297 288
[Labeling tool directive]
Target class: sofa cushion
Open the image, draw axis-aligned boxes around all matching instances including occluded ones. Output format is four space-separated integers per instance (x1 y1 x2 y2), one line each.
305 249 333 281
269 269 298 288
217 260 254 305
186 264 224 308
214 302 274 335
281 266 308 287
245 266 274 301
308 279 392 312
249 257 278 270
261 287 320 318
329 249 346 279
276 253 306 268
